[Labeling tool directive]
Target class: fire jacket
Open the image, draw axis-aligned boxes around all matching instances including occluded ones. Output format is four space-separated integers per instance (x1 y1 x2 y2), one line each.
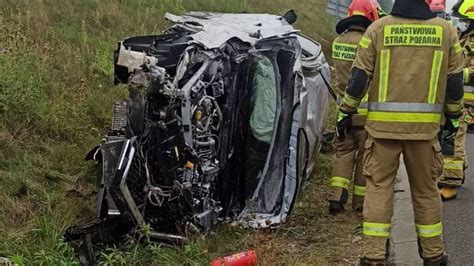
332 25 368 126
460 29 474 107
341 15 465 140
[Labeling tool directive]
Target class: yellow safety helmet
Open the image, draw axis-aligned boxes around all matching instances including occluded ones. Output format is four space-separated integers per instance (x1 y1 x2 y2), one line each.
452 0 474 20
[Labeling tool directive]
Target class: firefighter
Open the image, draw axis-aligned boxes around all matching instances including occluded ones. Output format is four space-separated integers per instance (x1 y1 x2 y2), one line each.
438 0 474 200
338 0 464 264
328 0 383 215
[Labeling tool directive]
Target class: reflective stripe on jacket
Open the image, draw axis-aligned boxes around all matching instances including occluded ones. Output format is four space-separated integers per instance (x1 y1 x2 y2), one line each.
460 30 474 107
332 26 368 126
343 16 464 140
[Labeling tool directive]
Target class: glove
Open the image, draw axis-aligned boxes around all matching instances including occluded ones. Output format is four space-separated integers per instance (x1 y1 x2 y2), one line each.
444 115 460 138
336 109 354 141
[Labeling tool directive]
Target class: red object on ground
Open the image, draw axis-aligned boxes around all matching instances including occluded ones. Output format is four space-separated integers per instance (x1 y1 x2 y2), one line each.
210 250 257 266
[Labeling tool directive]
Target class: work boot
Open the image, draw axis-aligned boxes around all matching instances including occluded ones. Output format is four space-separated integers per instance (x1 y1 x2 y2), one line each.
359 257 387 266
423 253 448 266
440 186 458 201
328 201 344 215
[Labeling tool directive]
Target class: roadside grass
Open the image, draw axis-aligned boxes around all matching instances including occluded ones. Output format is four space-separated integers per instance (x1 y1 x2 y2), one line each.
0 0 364 264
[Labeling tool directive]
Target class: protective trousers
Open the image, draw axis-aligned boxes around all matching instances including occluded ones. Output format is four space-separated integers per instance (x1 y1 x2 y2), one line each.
329 129 368 210
362 136 444 260
439 109 473 187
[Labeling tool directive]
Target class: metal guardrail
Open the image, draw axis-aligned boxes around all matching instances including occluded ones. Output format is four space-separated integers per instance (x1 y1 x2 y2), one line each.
326 0 351 20
326 0 396 20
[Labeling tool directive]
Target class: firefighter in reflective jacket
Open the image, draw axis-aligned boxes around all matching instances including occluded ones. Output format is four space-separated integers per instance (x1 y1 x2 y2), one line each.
338 0 464 264
438 0 474 200
328 0 383 214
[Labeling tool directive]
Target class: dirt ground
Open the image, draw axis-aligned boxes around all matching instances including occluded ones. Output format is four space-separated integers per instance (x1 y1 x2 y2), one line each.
251 153 363 264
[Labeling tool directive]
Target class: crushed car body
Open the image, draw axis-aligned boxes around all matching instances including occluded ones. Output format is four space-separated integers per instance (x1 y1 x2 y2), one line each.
65 11 330 256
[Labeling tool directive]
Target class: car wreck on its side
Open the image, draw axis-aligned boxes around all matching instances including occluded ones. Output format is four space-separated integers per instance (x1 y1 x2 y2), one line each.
65 11 330 259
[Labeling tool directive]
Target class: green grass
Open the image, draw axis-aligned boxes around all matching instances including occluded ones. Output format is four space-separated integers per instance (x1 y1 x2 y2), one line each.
0 0 366 264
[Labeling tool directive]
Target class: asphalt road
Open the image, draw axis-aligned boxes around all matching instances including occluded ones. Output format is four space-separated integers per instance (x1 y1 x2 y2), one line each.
444 133 474 265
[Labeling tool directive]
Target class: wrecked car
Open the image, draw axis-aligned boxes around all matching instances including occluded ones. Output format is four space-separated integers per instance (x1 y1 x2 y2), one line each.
66 11 330 253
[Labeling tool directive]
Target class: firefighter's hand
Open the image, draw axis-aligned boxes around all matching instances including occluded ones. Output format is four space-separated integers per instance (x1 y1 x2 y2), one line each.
444 115 460 138
336 109 354 141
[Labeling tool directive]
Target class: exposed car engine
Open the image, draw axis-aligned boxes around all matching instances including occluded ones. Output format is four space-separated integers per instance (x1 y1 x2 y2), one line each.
65 11 330 262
